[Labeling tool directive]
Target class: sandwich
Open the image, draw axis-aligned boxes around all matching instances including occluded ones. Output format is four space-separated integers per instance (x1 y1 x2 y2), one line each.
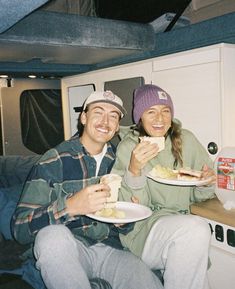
97 174 125 219
177 168 203 181
100 173 122 208
139 136 165 152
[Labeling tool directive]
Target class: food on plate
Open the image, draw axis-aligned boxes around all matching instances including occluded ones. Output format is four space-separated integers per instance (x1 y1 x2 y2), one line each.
150 164 178 179
139 136 165 152
177 167 203 181
95 208 126 219
100 173 122 208
150 165 203 181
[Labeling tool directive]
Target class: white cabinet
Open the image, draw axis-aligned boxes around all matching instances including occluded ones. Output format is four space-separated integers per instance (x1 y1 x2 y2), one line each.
62 43 235 157
151 43 235 158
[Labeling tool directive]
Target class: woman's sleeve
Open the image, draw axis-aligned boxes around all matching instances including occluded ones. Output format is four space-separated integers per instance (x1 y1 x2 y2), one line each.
112 139 152 206
185 131 216 202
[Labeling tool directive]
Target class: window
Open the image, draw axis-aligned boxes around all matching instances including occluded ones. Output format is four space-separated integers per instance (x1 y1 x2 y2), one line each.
20 89 64 154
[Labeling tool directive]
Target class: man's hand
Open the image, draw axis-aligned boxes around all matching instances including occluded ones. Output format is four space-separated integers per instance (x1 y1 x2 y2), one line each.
66 183 110 217
128 141 159 176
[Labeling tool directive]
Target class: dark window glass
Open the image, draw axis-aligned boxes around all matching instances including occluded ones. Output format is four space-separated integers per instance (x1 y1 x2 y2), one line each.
20 89 64 154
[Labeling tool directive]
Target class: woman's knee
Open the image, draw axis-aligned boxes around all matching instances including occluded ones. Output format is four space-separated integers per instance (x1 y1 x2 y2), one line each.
184 215 211 243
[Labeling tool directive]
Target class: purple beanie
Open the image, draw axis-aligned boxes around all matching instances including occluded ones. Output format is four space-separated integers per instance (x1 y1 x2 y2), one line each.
133 84 174 124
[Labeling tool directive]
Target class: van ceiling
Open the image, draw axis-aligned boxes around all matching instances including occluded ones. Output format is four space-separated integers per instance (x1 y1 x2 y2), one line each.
2 0 235 79
0 0 194 78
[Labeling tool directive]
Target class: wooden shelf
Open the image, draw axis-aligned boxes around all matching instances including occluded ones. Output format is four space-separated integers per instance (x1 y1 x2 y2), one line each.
190 197 235 227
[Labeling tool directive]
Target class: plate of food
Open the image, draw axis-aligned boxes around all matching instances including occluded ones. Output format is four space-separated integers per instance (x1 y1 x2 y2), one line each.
147 165 212 186
86 201 152 223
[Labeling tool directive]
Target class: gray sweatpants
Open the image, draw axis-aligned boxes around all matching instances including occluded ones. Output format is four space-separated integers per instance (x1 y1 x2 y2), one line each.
34 224 163 289
141 214 211 289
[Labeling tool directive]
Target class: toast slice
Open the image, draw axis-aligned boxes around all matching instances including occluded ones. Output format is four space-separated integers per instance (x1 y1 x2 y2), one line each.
177 168 202 180
139 136 165 152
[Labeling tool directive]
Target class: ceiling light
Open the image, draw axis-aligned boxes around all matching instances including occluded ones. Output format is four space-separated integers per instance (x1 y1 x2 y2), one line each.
0 75 8 78
28 75 37 79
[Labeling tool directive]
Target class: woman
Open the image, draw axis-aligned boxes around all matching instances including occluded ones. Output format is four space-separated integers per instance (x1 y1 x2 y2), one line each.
112 84 216 289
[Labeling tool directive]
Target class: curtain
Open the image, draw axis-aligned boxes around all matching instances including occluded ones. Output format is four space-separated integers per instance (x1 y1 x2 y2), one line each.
20 89 64 154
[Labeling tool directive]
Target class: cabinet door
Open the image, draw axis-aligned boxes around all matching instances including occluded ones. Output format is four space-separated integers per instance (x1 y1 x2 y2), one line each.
68 84 95 137
152 61 221 157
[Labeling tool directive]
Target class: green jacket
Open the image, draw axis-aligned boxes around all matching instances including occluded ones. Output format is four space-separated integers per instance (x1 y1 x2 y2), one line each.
112 125 215 257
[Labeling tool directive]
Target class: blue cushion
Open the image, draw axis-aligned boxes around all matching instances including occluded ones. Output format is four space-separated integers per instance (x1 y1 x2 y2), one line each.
21 259 46 289
0 185 23 240
0 200 17 240
0 155 40 188
0 187 8 210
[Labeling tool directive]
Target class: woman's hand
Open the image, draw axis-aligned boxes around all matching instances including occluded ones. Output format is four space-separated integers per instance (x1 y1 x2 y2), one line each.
201 164 216 185
66 183 110 217
131 196 140 204
128 141 159 176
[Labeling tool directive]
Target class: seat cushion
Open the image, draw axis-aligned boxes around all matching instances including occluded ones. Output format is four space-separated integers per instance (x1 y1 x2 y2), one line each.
0 185 23 240
0 155 40 188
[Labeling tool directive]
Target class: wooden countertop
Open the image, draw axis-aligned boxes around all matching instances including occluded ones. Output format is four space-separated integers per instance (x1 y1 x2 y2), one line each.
190 197 235 227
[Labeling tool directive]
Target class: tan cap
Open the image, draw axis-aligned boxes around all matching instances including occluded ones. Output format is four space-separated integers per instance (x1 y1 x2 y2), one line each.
83 90 127 118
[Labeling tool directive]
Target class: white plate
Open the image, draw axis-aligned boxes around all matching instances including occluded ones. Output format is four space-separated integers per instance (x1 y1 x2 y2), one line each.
147 172 212 187
86 201 152 223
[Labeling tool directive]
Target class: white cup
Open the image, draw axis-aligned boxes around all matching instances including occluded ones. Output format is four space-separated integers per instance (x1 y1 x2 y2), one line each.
100 173 122 208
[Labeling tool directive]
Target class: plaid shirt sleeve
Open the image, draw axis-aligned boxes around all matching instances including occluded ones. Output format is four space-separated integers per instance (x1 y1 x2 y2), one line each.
12 149 81 245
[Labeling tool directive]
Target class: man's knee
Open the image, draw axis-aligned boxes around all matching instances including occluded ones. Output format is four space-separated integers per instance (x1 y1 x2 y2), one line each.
34 225 73 257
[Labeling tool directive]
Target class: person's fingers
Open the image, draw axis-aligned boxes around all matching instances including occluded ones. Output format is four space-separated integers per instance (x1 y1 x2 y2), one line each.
202 164 208 171
131 196 139 203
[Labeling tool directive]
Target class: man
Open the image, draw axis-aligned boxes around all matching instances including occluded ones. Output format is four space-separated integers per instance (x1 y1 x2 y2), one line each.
12 90 163 289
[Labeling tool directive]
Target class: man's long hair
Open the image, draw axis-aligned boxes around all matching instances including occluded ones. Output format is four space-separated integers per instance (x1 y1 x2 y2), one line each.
76 107 88 137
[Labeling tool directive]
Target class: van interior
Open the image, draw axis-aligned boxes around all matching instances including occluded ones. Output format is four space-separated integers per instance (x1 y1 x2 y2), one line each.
0 1 235 289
